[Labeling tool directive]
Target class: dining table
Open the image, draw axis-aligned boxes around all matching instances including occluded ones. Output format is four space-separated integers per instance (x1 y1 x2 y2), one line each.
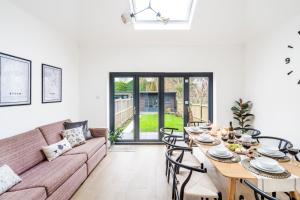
184 127 300 200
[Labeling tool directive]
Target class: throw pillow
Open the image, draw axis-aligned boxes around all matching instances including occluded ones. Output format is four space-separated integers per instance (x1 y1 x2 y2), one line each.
63 120 93 140
62 127 86 147
42 138 72 161
0 165 22 195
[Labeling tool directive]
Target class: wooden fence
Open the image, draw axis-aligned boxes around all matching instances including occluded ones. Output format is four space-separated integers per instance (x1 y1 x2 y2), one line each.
177 101 208 122
115 98 134 128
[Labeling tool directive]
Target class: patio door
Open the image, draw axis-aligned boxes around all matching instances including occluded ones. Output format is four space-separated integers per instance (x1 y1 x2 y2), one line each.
110 73 213 143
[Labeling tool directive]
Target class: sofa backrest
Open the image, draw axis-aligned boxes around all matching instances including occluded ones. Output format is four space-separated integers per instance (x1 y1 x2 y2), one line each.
38 119 71 144
0 129 48 175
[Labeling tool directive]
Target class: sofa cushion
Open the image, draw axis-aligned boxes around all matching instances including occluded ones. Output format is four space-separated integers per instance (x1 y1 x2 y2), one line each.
38 120 70 144
64 137 106 159
42 138 72 161
10 154 86 196
0 129 48 175
0 165 22 195
0 187 47 200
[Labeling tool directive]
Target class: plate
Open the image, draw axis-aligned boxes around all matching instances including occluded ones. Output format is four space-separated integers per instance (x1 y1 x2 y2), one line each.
208 149 233 158
250 160 285 174
257 148 285 158
197 135 215 143
187 127 204 133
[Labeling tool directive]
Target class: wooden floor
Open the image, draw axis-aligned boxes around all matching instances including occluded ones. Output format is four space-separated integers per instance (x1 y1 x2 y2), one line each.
71 145 172 200
71 145 289 200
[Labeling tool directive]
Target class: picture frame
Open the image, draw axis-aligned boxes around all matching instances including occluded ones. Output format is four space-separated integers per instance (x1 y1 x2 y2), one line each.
0 52 31 107
42 64 62 103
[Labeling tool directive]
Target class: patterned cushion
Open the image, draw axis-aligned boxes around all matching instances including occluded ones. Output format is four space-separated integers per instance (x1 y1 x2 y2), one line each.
39 120 70 144
0 165 21 195
0 129 48 175
42 139 72 161
10 154 86 196
64 121 93 140
62 127 86 147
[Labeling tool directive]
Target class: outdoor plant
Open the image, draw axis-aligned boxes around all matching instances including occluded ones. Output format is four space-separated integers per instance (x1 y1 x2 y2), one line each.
108 127 124 145
231 98 254 129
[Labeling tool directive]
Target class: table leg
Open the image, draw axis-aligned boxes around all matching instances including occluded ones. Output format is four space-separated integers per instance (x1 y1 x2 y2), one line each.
290 191 300 200
227 178 237 200
188 138 193 147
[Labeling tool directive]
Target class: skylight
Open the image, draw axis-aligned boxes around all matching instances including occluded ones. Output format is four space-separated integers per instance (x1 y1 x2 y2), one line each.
130 0 196 30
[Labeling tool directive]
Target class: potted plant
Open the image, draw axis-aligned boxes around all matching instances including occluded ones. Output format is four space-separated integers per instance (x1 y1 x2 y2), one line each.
231 98 254 132
108 127 124 147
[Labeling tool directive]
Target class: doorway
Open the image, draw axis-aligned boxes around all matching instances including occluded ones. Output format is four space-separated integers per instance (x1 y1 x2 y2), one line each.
109 73 213 143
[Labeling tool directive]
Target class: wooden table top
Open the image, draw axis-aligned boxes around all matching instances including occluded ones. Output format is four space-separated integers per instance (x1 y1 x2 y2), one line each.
185 127 300 180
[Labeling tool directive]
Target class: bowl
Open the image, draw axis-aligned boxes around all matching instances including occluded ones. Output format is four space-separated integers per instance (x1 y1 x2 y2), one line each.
255 157 279 169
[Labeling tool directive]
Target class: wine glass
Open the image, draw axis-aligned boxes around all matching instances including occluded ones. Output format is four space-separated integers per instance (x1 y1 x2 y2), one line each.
242 142 251 150
234 131 242 139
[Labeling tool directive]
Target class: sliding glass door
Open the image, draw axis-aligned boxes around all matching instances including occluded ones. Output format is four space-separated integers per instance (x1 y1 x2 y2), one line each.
110 73 213 143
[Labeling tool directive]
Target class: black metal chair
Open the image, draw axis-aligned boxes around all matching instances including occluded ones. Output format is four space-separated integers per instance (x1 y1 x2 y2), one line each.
160 127 179 136
234 127 261 137
163 134 195 183
244 180 279 200
166 147 222 200
253 136 293 152
188 121 207 127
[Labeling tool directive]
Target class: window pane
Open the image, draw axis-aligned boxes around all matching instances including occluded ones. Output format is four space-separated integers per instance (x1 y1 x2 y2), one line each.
114 77 134 140
164 77 184 135
189 77 209 122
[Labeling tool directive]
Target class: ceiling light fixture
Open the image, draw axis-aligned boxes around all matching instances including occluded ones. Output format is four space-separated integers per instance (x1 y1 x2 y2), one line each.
121 0 170 25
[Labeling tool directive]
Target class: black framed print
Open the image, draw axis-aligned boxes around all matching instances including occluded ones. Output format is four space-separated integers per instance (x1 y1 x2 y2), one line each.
42 64 62 103
0 52 31 107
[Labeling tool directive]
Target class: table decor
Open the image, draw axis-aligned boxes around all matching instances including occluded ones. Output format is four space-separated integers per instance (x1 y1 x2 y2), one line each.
241 158 291 179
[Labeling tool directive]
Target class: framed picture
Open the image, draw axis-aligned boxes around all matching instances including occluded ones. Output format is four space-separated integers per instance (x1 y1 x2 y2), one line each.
0 52 31 107
42 64 62 103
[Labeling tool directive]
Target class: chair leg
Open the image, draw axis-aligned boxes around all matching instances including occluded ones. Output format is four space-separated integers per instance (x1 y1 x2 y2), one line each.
218 192 222 200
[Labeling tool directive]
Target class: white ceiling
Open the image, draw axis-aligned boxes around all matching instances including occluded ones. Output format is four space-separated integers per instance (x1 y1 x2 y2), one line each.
10 0 300 46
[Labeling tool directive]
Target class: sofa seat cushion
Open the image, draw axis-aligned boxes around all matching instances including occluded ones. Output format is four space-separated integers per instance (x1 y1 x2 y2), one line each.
63 137 106 159
0 187 47 200
10 154 86 196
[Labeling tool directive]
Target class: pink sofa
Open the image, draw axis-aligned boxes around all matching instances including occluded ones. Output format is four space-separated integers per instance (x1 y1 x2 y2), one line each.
0 120 108 200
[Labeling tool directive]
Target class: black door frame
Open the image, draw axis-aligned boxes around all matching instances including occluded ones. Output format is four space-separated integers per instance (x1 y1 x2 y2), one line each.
109 72 213 144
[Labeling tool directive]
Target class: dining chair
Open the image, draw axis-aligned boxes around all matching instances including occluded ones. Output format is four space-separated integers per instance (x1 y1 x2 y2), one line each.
166 147 222 200
163 134 199 183
188 121 207 127
160 127 179 136
244 180 279 200
253 136 293 152
234 127 261 137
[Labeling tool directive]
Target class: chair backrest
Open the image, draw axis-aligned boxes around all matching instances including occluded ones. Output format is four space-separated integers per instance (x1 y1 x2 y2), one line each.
234 127 261 137
244 180 279 200
253 136 293 151
160 127 178 136
162 134 184 149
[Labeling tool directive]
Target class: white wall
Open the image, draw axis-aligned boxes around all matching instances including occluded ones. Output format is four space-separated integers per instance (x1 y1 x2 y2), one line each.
79 45 244 129
244 15 300 147
0 0 79 139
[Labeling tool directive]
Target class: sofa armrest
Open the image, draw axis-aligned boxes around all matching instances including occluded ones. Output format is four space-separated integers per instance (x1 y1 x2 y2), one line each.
90 128 108 141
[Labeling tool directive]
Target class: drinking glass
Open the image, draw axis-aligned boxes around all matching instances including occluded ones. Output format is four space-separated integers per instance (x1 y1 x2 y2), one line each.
288 148 299 166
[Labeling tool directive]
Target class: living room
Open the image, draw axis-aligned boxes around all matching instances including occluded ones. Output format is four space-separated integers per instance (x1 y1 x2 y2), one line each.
0 0 300 200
